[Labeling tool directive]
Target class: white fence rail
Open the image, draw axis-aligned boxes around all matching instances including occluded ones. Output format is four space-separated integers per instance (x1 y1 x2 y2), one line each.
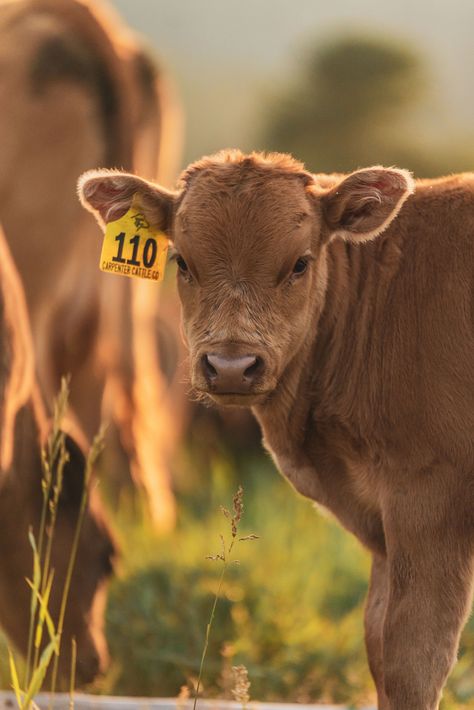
0 692 375 710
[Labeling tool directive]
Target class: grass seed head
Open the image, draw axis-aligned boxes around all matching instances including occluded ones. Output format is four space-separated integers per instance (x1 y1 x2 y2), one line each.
231 664 250 705
231 486 244 538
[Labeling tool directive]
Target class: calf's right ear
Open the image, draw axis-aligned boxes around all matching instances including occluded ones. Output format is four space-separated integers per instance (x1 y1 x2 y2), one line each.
77 170 178 235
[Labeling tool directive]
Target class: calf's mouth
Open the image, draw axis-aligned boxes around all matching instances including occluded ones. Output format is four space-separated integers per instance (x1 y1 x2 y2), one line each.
204 391 271 407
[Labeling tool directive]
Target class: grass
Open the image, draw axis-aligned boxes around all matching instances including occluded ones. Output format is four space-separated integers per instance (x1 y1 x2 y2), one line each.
4 379 105 709
98 454 373 704
192 485 258 707
98 448 474 707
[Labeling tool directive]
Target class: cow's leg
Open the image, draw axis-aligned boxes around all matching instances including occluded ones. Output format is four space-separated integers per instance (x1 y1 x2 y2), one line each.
365 554 390 709
382 486 474 710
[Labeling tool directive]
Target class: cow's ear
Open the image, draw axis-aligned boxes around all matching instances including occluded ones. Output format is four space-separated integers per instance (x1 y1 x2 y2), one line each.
321 166 415 243
77 169 178 236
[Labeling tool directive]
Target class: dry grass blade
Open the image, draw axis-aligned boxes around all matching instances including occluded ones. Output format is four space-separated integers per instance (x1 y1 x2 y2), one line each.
9 649 23 707
69 638 77 710
23 637 59 709
25 377 70 687
9 378 106 710
192 485 257 710
49 424 106 698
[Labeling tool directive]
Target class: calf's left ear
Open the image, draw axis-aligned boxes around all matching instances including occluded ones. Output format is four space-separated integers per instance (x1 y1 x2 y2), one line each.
77 169 178 235
321 166 415 243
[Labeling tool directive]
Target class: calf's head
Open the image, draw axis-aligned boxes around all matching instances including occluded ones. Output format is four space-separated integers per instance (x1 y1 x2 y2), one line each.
79 150 414 406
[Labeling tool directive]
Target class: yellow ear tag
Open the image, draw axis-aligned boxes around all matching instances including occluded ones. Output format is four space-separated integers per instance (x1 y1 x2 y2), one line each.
100 195 169 281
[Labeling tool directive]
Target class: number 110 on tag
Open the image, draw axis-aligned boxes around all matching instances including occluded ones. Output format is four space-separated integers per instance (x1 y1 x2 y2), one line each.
112 232 157 268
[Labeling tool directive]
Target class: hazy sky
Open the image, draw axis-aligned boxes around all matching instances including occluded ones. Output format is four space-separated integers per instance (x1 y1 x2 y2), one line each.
110 0 474 166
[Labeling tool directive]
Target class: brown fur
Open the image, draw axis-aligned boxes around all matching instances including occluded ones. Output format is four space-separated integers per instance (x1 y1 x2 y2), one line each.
0 224 116 684
0 0 183 528
79 150 474 709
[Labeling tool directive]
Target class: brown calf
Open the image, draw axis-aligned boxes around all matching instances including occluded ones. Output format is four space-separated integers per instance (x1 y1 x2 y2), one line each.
79 149 474 709
0 225 116 685
0 0 183 529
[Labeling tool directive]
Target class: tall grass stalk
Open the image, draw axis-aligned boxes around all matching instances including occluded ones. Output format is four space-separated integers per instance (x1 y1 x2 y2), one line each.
9 378 105 710
69 638 77 710
32 434 68 676
25 379 70 687
49 425 106 700
192 486 258 709
9 586 59 710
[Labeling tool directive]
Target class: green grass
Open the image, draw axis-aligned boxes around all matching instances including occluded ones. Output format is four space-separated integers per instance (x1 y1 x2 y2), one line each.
98 454 373 704
99 449 474 706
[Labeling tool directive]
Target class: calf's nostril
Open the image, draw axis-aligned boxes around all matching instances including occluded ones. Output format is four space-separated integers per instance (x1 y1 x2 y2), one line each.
202 354 218 379
243 356 261 379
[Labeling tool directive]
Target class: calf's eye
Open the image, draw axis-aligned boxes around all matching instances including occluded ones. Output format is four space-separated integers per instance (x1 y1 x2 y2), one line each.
292 257 308 276
176 255 189 274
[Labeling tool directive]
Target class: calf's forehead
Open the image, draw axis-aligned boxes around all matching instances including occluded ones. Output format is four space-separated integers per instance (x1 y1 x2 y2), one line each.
174 172 315 254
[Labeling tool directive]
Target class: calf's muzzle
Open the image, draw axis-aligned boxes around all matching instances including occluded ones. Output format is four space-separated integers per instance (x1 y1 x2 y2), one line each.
202 353 264 394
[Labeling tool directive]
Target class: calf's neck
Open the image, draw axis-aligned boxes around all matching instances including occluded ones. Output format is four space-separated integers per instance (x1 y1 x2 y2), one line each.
79 149 474 710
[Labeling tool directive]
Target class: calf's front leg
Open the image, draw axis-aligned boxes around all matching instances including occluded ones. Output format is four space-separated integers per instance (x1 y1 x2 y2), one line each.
381 486 474 710
365 554 390 709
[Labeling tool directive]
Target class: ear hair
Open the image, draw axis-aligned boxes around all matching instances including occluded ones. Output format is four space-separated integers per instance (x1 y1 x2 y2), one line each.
77 169 178 233
77 169 138 226
322 166 415 244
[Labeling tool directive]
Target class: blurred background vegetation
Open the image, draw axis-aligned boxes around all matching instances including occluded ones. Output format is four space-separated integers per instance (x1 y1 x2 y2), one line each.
111 0 474 175
2 453 474 706
1 0 473 706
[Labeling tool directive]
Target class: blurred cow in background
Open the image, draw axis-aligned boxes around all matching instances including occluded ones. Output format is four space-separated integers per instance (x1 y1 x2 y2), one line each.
0 223 116 684
0 0 184 529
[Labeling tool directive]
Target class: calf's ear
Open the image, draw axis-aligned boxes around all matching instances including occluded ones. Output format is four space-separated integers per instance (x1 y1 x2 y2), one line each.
77 169 178 235
321 166 415 243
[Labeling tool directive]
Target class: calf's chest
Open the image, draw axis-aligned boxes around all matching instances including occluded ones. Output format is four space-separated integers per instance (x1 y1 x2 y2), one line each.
264 430 387 553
